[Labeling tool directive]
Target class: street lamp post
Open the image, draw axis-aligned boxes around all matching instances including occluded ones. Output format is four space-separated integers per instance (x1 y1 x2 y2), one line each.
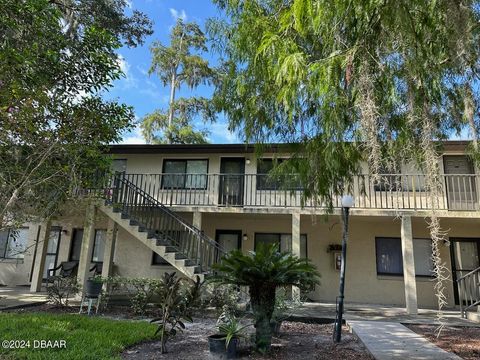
334 195 354 343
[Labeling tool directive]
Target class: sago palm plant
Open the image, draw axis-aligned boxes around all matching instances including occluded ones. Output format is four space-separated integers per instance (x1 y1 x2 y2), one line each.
210 243 320 353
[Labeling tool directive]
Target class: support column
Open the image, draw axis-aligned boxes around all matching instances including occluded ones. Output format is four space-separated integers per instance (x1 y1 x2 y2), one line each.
30 221 52 292
401 215 418 315
193 211 202 230
77 203 97 292
193 211 203 265
101 218 117 282
292 211 301 302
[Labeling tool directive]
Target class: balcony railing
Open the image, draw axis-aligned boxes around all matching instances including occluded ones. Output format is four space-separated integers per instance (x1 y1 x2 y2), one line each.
99 173 479 211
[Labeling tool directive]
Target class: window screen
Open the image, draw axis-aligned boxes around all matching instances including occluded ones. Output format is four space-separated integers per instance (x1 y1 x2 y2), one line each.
413 239 434 276
376 237 403 275
255 233 307 258
376 237 434 276
4 228 29 259
163 160 208 189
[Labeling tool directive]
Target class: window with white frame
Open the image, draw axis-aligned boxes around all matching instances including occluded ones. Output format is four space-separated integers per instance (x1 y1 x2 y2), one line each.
0 228 29 259
162 159 208 189
375 237 433 276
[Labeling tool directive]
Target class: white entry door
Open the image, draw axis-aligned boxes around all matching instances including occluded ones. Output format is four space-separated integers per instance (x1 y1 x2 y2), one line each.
216 230 241 253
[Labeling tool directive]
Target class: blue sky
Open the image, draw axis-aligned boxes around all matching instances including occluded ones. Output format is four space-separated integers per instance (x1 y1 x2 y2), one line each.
106 0 239 144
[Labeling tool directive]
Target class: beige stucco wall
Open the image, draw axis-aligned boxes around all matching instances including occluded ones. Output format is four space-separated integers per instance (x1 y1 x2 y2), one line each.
198 213 468 308
199 212 478 308
1 206 478 310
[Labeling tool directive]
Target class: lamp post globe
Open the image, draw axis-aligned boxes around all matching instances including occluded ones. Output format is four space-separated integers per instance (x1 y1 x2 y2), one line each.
341 194 354 209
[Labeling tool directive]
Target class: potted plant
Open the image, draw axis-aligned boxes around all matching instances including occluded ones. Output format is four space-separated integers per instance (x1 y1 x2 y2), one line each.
85 275 103 298
208 312 250 359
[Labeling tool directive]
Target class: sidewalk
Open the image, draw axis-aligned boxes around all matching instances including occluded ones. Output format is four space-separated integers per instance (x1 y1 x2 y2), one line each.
290 302 478 327
349 321 462 360
0 286 47 310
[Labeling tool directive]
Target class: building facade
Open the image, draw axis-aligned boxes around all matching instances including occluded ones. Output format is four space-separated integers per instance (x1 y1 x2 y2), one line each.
1 141 479 316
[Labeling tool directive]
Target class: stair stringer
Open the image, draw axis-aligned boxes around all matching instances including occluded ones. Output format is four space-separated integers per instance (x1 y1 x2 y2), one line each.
98 204 204 282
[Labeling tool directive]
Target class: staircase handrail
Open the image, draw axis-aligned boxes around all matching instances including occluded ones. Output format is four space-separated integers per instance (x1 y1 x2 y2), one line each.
112 173 227 260
456 266 480 282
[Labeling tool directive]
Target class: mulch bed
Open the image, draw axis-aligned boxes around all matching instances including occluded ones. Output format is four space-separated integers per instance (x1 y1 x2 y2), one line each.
9 304 371 359
122 317 372 360
407 324 480 360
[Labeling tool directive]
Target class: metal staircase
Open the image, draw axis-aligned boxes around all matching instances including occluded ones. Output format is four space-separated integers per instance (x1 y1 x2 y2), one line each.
457 266 480 318
99 173 225 281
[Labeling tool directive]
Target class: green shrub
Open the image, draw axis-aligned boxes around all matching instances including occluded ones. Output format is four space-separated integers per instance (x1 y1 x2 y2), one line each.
202 283 244 315
46 276 80 307
99 276 161 315
127 278 161 315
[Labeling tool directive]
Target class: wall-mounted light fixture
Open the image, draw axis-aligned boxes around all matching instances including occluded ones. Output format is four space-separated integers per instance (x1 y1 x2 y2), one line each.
243 233 248 242
245 159 251 165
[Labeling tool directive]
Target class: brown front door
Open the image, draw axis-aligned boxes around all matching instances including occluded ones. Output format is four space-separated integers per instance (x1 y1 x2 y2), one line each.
443 155 477 210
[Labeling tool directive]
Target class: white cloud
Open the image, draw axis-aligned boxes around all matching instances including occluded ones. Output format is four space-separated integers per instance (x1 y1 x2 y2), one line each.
117 55 130 77
136 65 149 76
120 122 146 145
125 0 133 9
116 55 137 89
208 122 239 144
169 8 187 21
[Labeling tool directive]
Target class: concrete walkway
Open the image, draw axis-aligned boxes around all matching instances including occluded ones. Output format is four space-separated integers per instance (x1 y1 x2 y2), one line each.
290 302 479 327
0 286 47 309
349 321 462 360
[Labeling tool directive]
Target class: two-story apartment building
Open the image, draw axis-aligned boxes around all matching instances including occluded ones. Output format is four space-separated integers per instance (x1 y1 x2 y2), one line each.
1 141 479 318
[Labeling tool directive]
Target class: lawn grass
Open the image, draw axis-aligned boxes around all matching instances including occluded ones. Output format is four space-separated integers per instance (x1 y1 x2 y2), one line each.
0 312 157 360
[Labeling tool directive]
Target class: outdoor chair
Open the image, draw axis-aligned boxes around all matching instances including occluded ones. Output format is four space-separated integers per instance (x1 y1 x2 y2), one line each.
47 261 78 279
89 262 103 276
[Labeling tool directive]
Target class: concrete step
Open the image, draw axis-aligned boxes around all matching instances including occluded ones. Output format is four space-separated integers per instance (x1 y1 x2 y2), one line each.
98 204 205 282
466 310 480 323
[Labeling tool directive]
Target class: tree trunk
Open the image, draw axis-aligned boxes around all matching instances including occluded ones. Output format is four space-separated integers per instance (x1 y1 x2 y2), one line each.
249 283 276 354
167 72 177 144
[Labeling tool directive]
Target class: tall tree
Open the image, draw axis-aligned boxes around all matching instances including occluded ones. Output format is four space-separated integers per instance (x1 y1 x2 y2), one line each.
141 19 216 144
0 0 152 229
211 0 480 328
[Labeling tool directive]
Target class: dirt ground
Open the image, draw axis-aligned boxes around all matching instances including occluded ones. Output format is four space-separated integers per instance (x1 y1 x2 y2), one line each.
10 304 371 359
122 317 372 360
407 324 480 360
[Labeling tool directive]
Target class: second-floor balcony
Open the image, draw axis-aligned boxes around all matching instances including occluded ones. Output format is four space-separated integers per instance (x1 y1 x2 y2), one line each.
105 173 480 213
